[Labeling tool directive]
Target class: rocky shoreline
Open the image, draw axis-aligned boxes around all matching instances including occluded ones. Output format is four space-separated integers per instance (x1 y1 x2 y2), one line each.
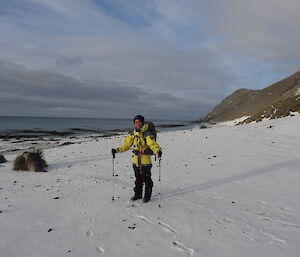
0 122 192 155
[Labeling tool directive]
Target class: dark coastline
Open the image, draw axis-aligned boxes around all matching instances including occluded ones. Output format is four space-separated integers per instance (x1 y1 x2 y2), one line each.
0 122 190 139
0 122 193 155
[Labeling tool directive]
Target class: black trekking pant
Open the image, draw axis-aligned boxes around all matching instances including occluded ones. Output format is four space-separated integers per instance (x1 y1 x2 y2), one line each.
133 165 153 199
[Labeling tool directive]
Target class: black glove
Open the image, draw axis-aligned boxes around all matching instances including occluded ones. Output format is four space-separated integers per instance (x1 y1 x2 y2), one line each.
111 148 117 158
157 150 162 158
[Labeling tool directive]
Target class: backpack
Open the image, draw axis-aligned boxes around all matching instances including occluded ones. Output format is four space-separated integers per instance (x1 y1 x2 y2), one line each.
144 121 157 141
142 121 157 155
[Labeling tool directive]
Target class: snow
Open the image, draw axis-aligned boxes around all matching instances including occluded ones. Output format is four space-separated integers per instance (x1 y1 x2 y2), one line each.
271 105 278 114
1 115 300 257
217 116 250 126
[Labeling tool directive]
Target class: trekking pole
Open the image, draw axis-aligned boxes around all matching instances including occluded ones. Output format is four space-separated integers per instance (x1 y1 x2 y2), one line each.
158 157 161 208
112 151 116 202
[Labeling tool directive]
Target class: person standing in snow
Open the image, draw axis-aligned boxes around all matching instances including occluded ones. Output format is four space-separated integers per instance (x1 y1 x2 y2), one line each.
111 115 162 203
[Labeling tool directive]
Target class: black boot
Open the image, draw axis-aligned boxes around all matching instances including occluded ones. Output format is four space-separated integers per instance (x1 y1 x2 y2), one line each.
131 195 142 201
143 186 152 203
143 197 150 203
131 185 142 201
130 195 142 201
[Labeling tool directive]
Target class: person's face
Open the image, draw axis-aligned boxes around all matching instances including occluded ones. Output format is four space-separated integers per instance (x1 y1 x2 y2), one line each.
134 119 143 129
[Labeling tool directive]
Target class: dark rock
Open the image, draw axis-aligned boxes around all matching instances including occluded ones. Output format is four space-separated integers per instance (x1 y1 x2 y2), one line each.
61 142 75 146
0 155 7 163
157 123 186 128
10 148 21 152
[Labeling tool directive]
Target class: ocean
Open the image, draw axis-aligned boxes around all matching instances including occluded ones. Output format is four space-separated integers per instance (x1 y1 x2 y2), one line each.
0 116 191 138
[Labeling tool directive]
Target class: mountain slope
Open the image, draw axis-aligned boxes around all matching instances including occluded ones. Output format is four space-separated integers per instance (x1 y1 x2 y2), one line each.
201 71 300 122
240 95 300 124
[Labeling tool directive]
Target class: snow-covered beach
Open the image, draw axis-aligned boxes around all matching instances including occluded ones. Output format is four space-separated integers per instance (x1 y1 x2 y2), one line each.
1 115 300 257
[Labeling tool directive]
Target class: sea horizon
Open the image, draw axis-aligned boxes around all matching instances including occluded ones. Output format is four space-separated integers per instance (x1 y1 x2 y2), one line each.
0 115 196 154
0 115 192 122
0 115 193 137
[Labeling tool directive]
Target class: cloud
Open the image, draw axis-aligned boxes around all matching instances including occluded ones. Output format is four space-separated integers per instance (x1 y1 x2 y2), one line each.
0 60 213 120
193 1 300 77
1 0 300 119
55 56 83 67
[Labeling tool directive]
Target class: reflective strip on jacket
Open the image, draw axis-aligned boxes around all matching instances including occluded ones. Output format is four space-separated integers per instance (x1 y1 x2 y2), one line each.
116 124 161 167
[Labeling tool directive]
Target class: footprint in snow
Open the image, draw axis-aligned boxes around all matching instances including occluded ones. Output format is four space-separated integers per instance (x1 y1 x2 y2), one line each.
96 246 105 254
258 200 267 205
130 214 152 224
86 230 94 236
223 218 233 223
172 241 194 257
279 206 292 212
159 221 181 235
89 218 100 223
132 214 181 235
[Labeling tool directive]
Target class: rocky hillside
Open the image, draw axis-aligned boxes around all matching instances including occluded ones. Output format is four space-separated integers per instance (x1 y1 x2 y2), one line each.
239 95 300 124
201 71 300 123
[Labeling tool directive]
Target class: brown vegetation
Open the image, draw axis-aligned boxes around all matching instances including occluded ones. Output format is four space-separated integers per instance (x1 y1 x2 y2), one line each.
13 149 48 172
239 95 300 124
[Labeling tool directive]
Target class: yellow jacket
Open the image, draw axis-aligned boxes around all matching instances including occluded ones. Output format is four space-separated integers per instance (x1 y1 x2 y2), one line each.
116 123 161 167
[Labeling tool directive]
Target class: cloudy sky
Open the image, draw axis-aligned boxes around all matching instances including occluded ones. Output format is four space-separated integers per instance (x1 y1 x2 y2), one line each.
1 0 300 120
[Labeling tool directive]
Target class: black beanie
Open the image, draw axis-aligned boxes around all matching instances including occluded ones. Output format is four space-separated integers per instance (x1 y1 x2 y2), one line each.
133 115 145 124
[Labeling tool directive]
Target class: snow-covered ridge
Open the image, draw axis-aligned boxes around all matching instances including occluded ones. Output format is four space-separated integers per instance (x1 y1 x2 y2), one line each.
1 115 300 257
